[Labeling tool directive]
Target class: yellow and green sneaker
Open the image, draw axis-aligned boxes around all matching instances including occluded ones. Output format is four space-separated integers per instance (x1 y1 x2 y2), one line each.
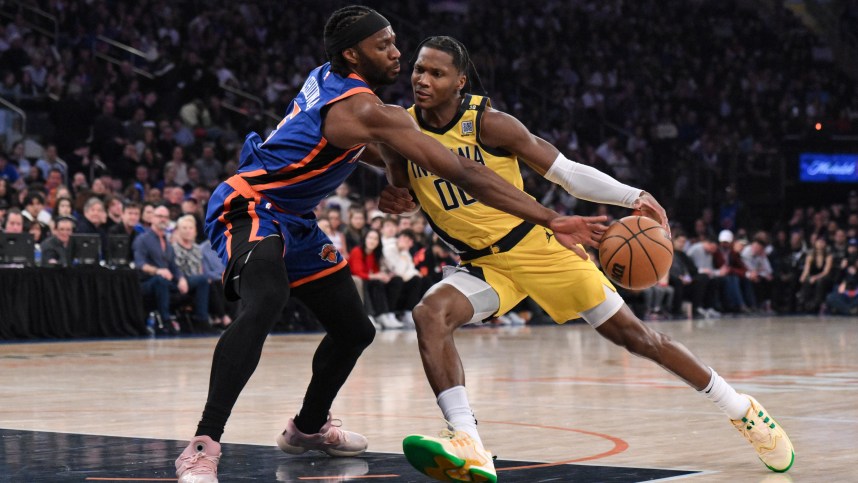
732 395 795 472
403 430 496 482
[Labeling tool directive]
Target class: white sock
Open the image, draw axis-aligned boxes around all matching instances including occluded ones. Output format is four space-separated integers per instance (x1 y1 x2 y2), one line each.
700 368 751 420
437 386 483 446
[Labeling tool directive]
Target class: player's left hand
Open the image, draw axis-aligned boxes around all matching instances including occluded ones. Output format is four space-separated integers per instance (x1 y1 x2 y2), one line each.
378 185 418 215
548 215 610 260
633 192 671 238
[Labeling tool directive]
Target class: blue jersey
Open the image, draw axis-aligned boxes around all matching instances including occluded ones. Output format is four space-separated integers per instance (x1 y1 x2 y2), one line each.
236 63 373 214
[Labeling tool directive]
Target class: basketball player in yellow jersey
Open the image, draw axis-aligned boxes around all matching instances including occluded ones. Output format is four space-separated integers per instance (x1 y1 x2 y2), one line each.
378 37 794 482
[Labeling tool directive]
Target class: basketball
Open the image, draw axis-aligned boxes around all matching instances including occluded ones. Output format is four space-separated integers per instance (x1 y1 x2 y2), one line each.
599 216 673 290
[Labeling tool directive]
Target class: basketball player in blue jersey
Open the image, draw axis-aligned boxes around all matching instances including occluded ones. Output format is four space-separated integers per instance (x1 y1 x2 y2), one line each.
378 37 794 482
174 8 611 483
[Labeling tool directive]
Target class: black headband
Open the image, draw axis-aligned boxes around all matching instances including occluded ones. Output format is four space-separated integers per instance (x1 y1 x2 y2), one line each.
325 10 390 58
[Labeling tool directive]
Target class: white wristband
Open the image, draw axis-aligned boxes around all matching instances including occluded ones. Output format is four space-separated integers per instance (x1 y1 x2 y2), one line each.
543 153 642 208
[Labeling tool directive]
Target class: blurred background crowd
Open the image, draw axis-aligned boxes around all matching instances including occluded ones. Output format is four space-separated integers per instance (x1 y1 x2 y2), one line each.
2 0 858 334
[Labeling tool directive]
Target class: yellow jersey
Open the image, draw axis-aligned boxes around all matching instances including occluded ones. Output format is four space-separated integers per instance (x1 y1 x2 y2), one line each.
406 94 533 254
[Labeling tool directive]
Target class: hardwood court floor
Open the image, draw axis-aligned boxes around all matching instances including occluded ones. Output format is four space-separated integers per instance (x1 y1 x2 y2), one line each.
1 315 856 481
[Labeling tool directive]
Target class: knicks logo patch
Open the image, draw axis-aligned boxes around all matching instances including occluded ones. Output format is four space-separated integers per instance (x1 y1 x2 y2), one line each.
461 120 474 136
319 244 338 263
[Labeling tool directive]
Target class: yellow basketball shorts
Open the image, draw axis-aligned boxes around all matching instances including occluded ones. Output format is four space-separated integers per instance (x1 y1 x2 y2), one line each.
459 226 619 324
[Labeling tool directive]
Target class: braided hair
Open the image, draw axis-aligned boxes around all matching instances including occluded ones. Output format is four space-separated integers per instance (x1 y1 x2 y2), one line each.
414 36 487 95
324 6 376 75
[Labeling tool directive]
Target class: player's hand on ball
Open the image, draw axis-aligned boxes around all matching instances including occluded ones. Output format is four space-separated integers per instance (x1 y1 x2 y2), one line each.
632 192 670 238
548 215 609 260
379 185 417 215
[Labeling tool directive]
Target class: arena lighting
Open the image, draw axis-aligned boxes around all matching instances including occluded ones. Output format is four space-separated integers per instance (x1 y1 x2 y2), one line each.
815 122 823 131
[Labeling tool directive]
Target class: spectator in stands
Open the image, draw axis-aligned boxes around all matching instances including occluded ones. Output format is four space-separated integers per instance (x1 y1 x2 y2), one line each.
51 196 74 223
41 216 75 266
669 233 717 318
349 229 400 330
164 145 190 188
344 206 367 253
21 192 52 226
824 256 858 315
798 236 834 313
771 230 807 314
171 215 213 331
3 207 25 234
200 238 233 329
713 229 754 313
0 153 21 188
380 223 425 327
133 205 191 333
75 197 108 252
108 201 143 256
326 182 354 220
642 274 674 320
34 144 67 182
193 143 222 188
104 195 124 230
740 236 775 313
686 235 725 314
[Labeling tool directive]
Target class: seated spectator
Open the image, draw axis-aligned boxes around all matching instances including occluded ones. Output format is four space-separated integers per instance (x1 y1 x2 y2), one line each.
41 216 75 266
669 233 719 318
3 208 25 233
51 196 75 225
21 192 52 226
108 201 143 262
740 236 775 312
200 237 233 329
824 256 858 315
75 197 109 254
713 229 754 313
771 230 806 314
798 236 834 313
349 229 401 330
380 219 425 327
642 274 674 320
104 195 124 230
344 206 368 253
171 214 213 331
132 205 194 334
685 235 725 313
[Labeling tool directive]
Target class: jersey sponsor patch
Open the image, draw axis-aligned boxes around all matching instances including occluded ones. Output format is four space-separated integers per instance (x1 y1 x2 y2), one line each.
319 243 338 263
461 120 474 136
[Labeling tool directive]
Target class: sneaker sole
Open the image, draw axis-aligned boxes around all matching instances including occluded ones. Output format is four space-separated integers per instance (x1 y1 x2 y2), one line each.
403 435 496 482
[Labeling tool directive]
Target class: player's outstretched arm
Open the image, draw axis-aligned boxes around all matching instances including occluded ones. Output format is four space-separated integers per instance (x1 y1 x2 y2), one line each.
330 95 557 227
479 108 669 235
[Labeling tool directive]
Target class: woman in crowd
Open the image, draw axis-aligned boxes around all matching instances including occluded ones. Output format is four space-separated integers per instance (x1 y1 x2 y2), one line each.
348 229 402 330
798 236 833 313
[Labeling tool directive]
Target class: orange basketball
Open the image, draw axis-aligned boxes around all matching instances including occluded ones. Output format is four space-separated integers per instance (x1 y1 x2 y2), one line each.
598 216 673 290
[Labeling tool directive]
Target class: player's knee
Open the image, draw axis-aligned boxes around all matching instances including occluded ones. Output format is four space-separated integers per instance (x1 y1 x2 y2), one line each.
412 300 449 334
351 316 376 349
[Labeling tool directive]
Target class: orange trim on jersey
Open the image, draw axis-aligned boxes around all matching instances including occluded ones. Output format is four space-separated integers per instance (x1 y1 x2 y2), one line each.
347 72 368 83
326 86 374 105
225 175 262 203
239 169 267 178
246 200 263 242
290 259 348 288
218 190 241 258
249 145 363 192
272 137 328 174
